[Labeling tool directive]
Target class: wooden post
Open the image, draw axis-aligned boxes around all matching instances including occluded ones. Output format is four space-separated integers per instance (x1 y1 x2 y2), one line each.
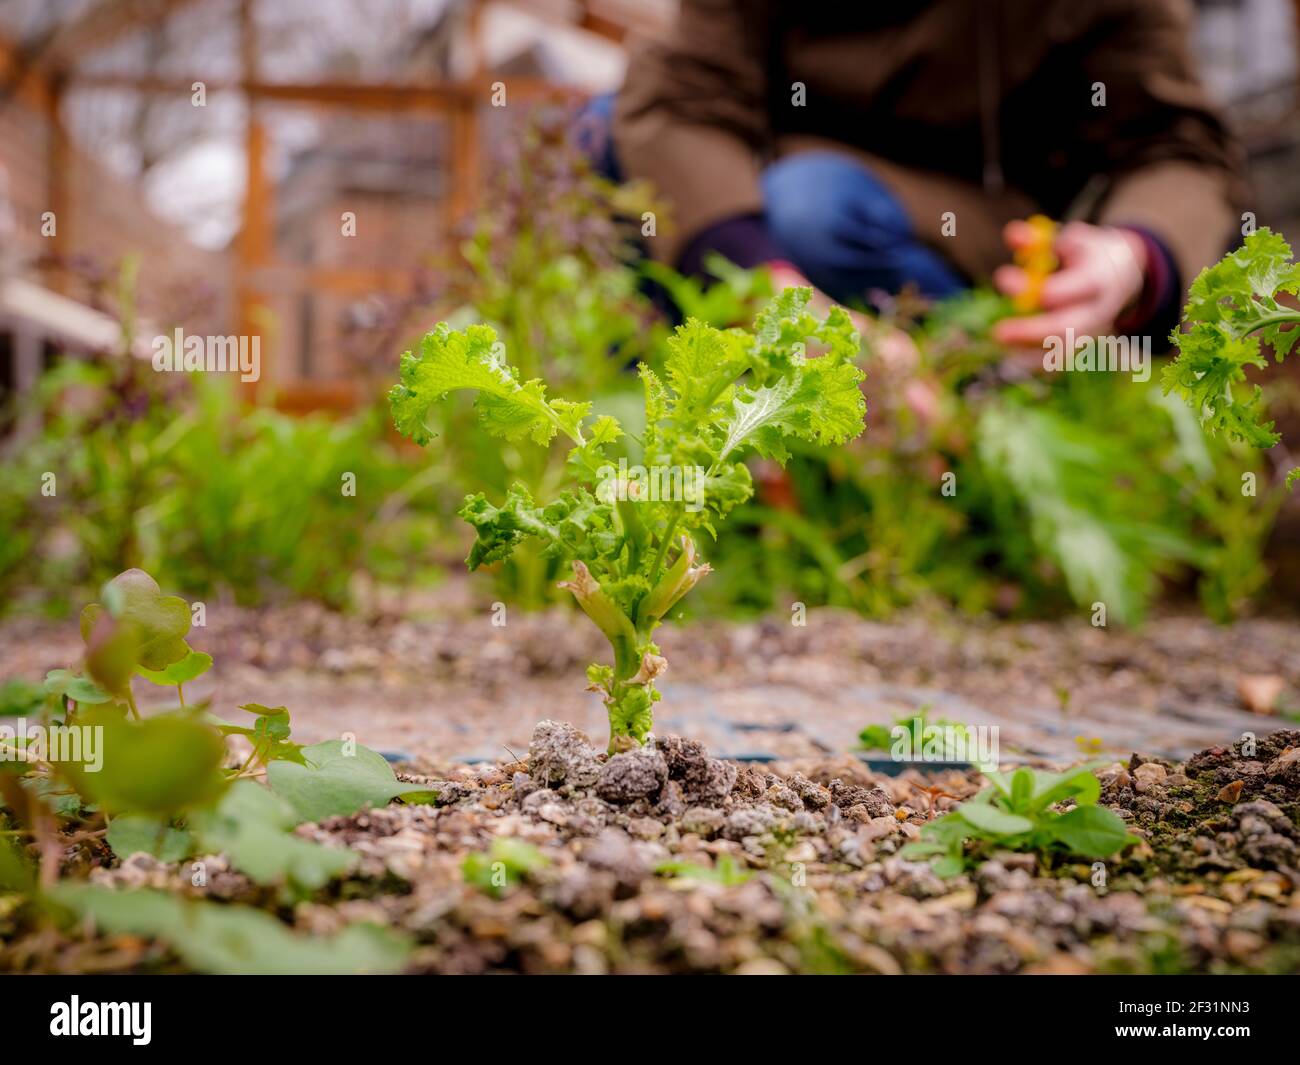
235 0 270 400
446 96 480 241
12 325 44 441
46 74 71 295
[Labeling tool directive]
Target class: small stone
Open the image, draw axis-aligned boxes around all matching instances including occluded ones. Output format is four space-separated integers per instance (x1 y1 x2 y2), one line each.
732 958 789 975
1132 763 1167 793
1216 780 1244 804
859 816 898 842
521 788 559 813
658 735 736 802
766 785 803 812
723 806 778 841
1266 747 1300 777
627 817 665 840
785 841 817 863
681 806 725 837
582 827 649 886
829 780 895 817
1238 674 1284 715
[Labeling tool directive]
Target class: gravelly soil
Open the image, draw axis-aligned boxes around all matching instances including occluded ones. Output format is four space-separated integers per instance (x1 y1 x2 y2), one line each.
10 722 1300 975
3 598 1297 761
3 598 1300 974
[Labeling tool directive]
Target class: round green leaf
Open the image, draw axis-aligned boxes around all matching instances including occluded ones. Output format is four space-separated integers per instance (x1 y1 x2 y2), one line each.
1048 805 1134 859
106 815 196 862
136 649 213 686
43 670 112 705
267 740 436 823
956 802 1035 837
60 710 226 815
82 569 191 672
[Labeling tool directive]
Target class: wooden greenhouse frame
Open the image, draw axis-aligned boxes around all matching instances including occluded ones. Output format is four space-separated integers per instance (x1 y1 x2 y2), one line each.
0 0 669 410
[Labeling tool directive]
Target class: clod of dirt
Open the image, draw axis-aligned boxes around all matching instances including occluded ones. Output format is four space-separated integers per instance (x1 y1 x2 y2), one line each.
658 734 737 803
1266 746 1300 787
596 746 668 803
787 773 832 810
723 805 785 841
680 806 726 837
528 719 603 789
581 827 652 888
827 779 895 818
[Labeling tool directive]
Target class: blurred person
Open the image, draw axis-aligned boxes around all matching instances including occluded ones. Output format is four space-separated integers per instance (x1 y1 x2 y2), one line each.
608 0 1245 349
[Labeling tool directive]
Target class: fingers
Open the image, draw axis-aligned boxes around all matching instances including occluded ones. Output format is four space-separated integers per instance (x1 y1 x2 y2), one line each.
1053 221 1092 260
993 263 1026 296
992 301 1112 347
1001 219 1036 251
996 260 1099 312
1037 266 1101 309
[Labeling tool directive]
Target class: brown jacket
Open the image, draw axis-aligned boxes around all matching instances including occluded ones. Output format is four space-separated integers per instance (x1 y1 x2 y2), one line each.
614 0 1245 286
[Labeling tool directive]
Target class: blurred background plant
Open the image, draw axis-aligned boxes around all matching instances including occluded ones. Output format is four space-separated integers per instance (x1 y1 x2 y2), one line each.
0 113 1287 628
0 260 440 616
691 287 1279 627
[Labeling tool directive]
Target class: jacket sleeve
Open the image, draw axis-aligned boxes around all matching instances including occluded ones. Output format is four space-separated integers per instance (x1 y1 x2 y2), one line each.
1081 0 1246 288
613 0 774 265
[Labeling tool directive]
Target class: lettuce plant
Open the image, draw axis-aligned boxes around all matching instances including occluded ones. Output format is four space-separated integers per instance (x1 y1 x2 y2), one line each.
1165 228 1300 488
390 290 867 751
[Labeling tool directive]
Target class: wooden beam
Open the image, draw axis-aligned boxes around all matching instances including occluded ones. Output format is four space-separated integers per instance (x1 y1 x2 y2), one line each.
270 379 360 416
503 0 674 44
64 73 576 110
247 263 419 297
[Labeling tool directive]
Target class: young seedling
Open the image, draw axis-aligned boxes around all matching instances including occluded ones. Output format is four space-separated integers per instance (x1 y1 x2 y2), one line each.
858 707 972 761
1 569 433 903
655 853 751 886
462 837 549 898
390 290 867 751
1165 227 1300 488
901 763 1137 877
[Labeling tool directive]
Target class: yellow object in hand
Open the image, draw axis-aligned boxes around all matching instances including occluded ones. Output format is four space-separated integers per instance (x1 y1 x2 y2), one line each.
1012 214 1058 314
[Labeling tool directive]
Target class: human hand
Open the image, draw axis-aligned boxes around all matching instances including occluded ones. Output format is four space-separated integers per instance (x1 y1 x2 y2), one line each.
991 221 1147 348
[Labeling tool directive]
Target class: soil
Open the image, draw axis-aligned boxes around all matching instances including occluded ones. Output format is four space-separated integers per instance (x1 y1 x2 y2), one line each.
3 596 1297 763
6 721 1300 974
2 600 1299 974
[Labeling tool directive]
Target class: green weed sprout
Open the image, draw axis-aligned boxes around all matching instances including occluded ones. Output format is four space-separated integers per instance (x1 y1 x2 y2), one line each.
1165 227 1300 488
390 290 867 752
858 707 973 760
901 764 1137 877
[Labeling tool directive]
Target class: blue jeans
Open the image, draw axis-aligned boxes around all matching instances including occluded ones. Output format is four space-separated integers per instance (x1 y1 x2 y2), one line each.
760 152 965 301
576 95 965 302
